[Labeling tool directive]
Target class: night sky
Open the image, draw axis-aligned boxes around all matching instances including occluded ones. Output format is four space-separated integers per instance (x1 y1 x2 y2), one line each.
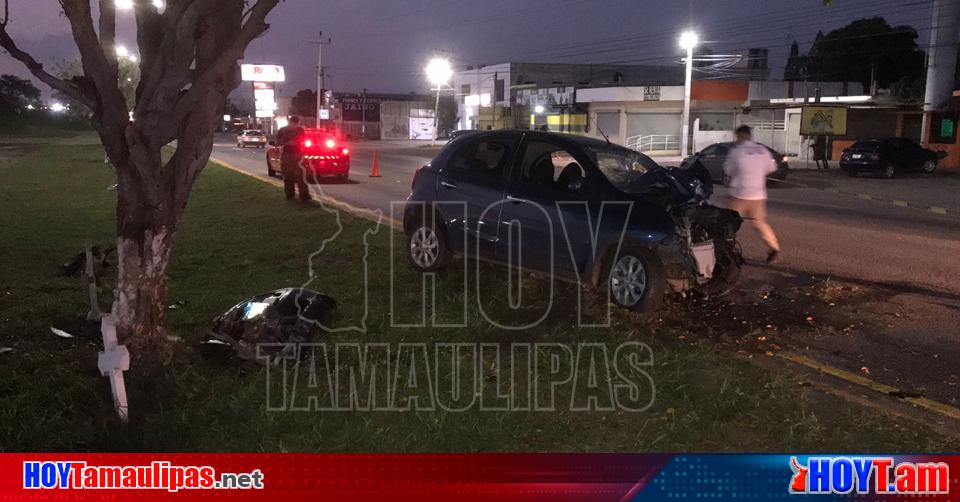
0 0 934 102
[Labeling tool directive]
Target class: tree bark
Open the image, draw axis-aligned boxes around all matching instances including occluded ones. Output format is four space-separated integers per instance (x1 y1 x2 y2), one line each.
112 156 178 366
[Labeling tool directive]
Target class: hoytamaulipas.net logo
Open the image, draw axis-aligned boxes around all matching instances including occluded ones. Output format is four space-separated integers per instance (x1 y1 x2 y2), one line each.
24 461 264 492
789 456 949 495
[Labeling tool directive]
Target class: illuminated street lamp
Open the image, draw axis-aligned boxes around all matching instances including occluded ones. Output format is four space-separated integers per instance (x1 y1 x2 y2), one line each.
115 44 138 63
425 57 452 142
679 30 698 156
115 1 165 12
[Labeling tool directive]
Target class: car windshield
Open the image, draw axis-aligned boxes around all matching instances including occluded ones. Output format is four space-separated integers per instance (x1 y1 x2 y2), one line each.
589 147 661 192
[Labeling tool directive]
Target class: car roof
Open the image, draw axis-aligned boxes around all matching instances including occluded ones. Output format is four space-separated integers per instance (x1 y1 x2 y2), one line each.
452 129 635 153
709 141 778 153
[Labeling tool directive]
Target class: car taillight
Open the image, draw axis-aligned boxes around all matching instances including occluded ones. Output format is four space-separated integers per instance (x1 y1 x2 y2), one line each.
341 148 349 155
782 156 789 163
303 139 313 148
412 166 424 190
325 139 337 149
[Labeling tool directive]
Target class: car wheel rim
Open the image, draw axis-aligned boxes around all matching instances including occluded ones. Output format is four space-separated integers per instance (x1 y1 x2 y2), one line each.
610 255 646 307
923 160 935 172
884 165 894 177
410 227 439 268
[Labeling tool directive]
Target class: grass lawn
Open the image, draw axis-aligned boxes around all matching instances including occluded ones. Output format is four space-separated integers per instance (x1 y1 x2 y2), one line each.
0 138 954 452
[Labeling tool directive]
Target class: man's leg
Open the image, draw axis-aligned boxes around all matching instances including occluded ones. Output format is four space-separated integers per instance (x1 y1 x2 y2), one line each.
751 200 781 263
730 198 780 261
281 166 296 200
297 172 311 201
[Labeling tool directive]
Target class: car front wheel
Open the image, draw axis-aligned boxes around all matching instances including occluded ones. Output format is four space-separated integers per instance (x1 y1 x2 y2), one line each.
407 221 450 272
922 159 937 174
604 247 664 312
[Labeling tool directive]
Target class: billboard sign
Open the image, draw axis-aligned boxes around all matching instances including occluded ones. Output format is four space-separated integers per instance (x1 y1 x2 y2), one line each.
253 82 276 118
340 95 381 122
800 106 848 136
241 64 285 82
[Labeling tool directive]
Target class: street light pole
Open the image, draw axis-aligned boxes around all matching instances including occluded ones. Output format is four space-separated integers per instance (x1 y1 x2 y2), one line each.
310 32 331 128
425 58 452 144
679 30 698 157
433 85 442 146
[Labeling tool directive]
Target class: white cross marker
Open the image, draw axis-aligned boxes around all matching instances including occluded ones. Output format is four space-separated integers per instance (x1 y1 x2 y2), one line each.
98 315 130 422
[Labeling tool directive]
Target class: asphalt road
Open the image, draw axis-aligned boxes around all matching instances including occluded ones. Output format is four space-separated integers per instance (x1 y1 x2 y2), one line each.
210 135 960 406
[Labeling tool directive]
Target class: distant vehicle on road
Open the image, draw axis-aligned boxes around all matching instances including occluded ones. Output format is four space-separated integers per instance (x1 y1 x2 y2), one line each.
839 138 943 178
680 142 789 184
266 130 351 182
237 129 267 148
403 130 743 312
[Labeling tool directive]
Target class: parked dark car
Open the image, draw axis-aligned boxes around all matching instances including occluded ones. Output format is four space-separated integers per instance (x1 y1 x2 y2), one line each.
403 130 743 312
839 138 943 178
680 142 789 184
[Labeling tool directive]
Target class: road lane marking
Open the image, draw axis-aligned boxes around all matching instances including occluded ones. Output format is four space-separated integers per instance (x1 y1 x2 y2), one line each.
778 351 960 422
209 156 401 229
771 177 956 218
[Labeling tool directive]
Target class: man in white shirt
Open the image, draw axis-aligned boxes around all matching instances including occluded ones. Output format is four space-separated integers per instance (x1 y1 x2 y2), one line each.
723 125 781 264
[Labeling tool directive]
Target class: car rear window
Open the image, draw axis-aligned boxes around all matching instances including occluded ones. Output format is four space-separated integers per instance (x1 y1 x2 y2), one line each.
244 130 264 136
851 140 879 149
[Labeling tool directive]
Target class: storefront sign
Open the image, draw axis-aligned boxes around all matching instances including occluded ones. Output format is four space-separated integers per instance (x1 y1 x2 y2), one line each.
800 106 848 136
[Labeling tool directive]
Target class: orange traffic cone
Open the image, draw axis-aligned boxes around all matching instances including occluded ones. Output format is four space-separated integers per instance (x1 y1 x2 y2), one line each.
369 151 382 177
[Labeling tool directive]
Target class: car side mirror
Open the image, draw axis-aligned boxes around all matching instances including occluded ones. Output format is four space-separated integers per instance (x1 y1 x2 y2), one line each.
268 141 276 146
567 178 585 192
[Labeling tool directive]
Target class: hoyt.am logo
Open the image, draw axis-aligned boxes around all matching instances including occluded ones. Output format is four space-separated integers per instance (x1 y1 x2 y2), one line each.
789 457 950 495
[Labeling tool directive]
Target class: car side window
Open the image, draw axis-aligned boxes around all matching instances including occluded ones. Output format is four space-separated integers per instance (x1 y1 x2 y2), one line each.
517 140 586 193
447 139 514 179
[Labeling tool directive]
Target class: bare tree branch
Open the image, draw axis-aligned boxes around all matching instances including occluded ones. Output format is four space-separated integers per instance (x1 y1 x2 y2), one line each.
60 0 126 121
0 13 87 105
98 0 118 81
172 0 278 121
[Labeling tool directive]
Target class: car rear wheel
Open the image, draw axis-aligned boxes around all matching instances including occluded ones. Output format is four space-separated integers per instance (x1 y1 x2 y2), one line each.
604 246 664 312
922 159 937 174
882 163 895 179
407 220 450 272
266 158 276 177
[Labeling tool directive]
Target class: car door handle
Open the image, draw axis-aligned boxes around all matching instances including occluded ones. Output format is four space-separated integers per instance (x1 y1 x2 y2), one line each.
440 181 457 189
506 195 527 204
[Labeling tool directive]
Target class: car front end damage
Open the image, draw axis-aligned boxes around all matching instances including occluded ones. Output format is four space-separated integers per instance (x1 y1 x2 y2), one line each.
658 202 743 296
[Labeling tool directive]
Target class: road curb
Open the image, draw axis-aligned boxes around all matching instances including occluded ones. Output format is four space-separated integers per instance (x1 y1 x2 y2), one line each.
210 157 401 229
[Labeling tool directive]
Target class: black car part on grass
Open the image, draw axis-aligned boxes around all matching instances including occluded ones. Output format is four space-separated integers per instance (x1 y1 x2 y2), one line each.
207 288 337 362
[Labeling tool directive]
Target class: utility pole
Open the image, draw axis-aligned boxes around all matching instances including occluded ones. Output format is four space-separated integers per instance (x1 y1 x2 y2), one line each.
361 88 367 138
310 32 332 128
493 71 498 130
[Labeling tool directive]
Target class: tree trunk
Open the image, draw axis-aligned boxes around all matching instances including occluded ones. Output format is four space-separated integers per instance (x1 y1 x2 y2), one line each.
112 163 179 367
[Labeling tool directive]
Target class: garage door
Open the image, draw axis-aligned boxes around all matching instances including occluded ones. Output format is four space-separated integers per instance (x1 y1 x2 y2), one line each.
625 112 681 139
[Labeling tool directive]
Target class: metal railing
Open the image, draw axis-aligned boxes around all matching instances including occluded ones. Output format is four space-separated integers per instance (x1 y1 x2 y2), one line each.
736 119 786 131
625 134 680 152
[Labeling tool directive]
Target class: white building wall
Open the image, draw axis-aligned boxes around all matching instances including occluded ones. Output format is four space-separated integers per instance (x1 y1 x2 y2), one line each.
453 63 511 131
